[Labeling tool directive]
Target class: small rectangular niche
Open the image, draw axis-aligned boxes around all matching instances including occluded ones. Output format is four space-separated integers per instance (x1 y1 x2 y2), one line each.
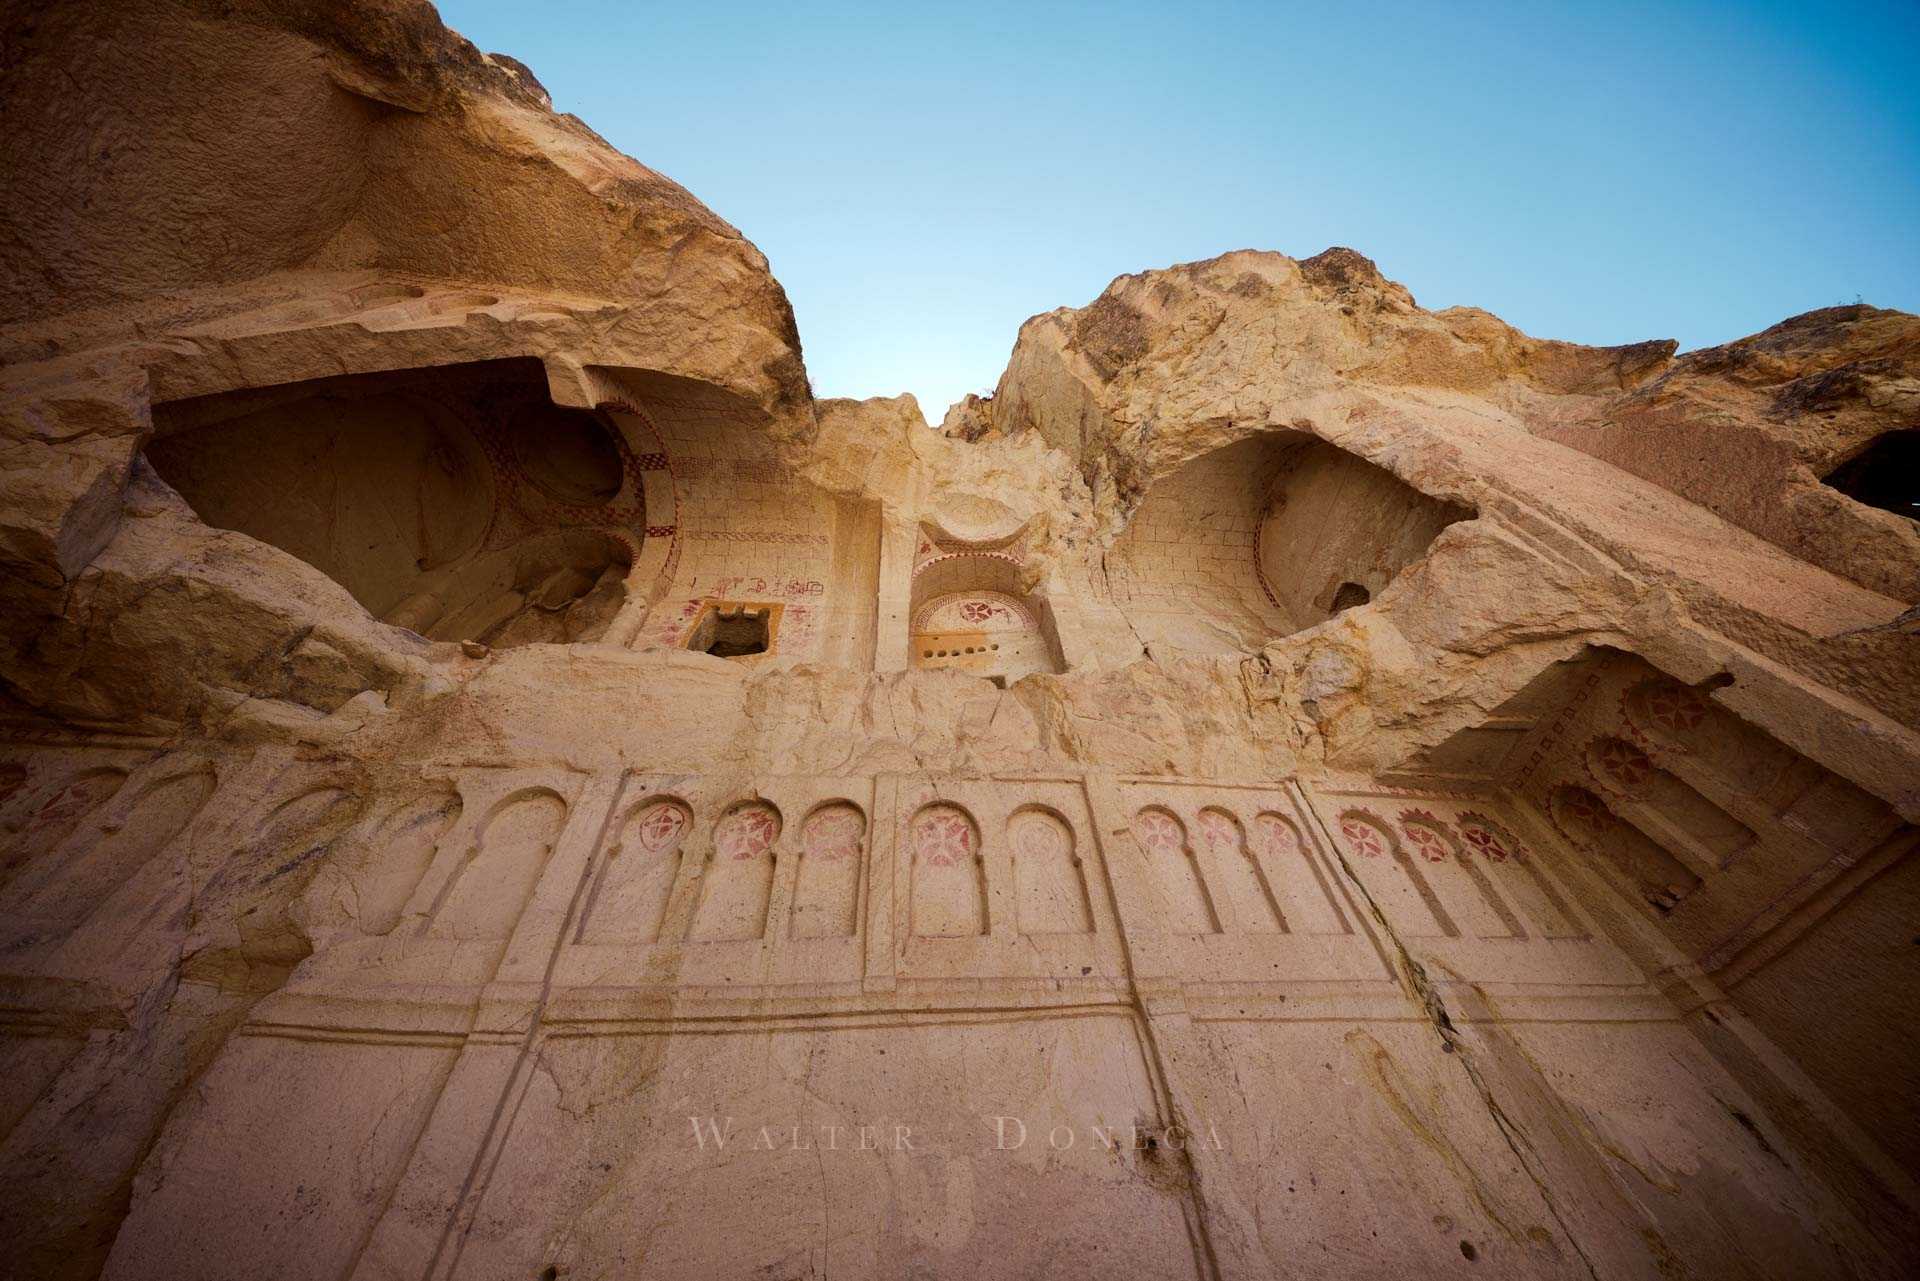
686 601 781 658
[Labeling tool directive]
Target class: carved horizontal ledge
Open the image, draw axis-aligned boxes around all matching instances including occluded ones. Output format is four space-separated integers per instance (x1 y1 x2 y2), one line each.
1182 982 1676 1026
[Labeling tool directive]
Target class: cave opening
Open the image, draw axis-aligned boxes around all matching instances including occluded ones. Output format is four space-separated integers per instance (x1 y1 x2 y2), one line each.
1104 432 1471 655
1823 429 1920 521
145 358 640 649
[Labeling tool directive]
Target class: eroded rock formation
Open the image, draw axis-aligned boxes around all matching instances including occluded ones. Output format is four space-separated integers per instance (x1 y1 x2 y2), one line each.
1 2 1917 1278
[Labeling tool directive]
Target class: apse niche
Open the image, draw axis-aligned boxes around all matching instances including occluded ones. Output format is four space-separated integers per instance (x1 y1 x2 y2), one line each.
1103 432 1472 655
146 358 640 648
909 529 1063 685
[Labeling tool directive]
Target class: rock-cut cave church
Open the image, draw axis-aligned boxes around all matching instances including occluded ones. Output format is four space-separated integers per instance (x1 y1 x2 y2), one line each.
1 3 1918 1279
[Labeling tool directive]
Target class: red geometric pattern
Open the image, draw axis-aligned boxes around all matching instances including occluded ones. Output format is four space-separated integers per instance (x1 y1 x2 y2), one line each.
1133 808 1185 855
1339 814 1389 858
1589 737 1654 792
632 800 690 855
913 805 976 866
1456 811 1522 863
1644 681 1707 735
802 804 864 862
1397 812 1451 863
1197 809 1241 853
1551 785 1615 836
716 803 779 860
1256 813 1300 859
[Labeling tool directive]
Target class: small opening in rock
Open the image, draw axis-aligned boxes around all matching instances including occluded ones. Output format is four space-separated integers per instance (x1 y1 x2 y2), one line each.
1331 581 1371 613
1823 429 1920 521
688 604 770 658
1459 1240 1477 1261
540 1268 559 1281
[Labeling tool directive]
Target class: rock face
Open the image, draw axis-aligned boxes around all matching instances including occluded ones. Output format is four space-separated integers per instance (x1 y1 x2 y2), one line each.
2 3 1918 1279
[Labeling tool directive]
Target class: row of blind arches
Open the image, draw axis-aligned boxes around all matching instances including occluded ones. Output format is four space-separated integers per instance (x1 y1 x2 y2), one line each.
578 797 864 945
579 797 1370 944
581 798 1100 944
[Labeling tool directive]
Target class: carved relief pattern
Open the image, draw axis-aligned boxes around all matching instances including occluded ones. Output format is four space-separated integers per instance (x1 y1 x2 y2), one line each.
1012 811 1068 862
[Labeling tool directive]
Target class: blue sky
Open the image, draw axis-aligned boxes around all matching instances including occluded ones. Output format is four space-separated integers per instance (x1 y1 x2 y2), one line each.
438 1 1920 420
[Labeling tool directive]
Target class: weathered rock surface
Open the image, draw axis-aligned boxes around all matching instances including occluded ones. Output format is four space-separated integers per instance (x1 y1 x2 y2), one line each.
1 2 1917 1279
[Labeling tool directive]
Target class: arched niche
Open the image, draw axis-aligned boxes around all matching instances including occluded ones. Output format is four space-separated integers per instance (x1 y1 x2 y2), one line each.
909 803 987 937
1131 807 1221 936
146 358 641 649
1548 784 1700 915
908 547 1062 684
1584 735 1756 872
1395 810 1522 940
191 786 365 966
792 802 866 940
12 765 216 937
1455 810 1584 939
691 801 780 942
1334 809 1452 938
1621 677 1893 853
580 796 692 945
1008 806 1091 936
428 788 568 942
1252 811 1349 935
1196 807 1285 933
351 790 464 937
0 766 129 892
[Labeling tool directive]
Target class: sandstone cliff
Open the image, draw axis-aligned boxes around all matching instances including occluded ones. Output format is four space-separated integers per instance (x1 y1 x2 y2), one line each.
2 3 1917 1279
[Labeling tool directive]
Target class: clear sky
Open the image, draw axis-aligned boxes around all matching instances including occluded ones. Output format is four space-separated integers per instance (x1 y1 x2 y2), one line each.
436 0 1919 421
